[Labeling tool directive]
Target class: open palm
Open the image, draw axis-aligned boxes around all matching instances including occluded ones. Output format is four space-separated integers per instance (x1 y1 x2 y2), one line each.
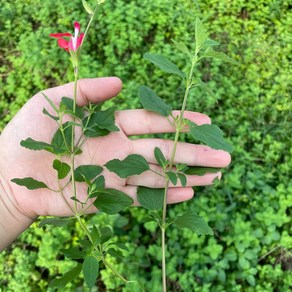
0 77 230 220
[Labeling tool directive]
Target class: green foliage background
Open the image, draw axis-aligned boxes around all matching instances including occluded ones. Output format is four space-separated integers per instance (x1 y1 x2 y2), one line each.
0 0 291 291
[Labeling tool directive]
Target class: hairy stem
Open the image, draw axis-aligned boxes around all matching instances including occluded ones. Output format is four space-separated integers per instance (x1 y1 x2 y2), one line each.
160 59 197 292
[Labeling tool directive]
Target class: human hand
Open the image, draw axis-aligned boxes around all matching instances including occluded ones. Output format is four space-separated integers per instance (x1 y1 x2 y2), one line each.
0 77 230 249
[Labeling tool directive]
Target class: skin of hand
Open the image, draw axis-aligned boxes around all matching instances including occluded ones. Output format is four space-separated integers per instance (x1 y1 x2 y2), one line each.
0 77 231 251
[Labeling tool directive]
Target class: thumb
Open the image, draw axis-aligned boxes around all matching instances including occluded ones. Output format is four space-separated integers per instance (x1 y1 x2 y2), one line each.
43 77 123 106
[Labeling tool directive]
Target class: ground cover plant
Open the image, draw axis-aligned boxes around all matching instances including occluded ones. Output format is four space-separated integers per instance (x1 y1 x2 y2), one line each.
0 0 291 291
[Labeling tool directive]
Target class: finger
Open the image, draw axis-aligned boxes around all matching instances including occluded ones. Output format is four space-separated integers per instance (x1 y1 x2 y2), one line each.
126 165 221 188
42 77 122 106
120 186 194 206
132 138 231 167
116 109 211 136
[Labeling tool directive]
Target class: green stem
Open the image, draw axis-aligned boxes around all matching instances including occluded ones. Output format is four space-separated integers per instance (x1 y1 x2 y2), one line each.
160 59 197 292
103 258 128 283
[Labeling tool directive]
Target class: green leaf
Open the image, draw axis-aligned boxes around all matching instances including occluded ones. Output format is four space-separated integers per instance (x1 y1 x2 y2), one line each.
11 177 48 190
195 17 209 52
154 147 167 168
100 226 113 244
177 173 187 187
53 159 71 179
139 85 172 117
174 211 214 235
185 167 220 176
203 38 220 48
83 256 99 288
197 78 217 100
93 188 133 214
189 123 233 152
105 154 149 178
82 0 94 14
60 97 84 119
137 187 164 210
107 248 123 260
203 48 238 64
85 107 119 134
20 138 55 153
144 53 185 79
172 39 191 57
166 171 177 185
91 225 100 245
38 217 72 228
42 92 58 113
74 165 103 182
51 122 72 155
61 247 86 259
49 264 82 289
42 108 59 121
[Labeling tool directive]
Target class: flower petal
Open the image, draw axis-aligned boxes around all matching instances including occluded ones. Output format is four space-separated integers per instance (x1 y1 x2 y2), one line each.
50 32 72 38
57 38 69 51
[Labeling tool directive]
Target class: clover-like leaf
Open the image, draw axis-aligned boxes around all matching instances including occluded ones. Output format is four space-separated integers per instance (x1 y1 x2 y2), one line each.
105 154 150 178
174 211 214 235
11 177 48 190
137 187 164 210
189 122 233 153
53 159 71 179
139 85 172 117
83 256 99 288
144 53 185 79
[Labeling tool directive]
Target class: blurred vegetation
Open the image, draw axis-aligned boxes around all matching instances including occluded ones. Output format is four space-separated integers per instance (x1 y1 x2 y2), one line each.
0 0 291 291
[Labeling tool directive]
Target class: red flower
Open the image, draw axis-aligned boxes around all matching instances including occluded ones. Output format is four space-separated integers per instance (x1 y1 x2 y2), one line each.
50 22 84 52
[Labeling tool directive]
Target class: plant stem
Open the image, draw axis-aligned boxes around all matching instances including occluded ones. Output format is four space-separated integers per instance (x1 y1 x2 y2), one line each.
160 59 197 292
103 258 128 283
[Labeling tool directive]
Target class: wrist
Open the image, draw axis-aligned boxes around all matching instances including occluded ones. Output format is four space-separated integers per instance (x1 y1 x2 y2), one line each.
0 172 34 252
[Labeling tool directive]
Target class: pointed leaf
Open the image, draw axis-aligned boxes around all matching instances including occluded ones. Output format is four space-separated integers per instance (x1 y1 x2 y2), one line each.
172 39 191 57
166 171 177 185
139 85 172 117
154 147 167 168
60 97 84 119
203 38 220 48
197 78 216 100
177 173 187 187
91 225 100 245
85 107 119 133
53 159 71 179
100 226 113 244
49 264 82 289
93 188 133 214
51 122 72 155
137 187 164 210
39 217 72 228
42 108 59 121
203 48 238 64
144 53 185 79
189 123 233 153
82 0 94 14
195 18 209 51
83 256 99 288
174 211 214 235
185 167 220 176
11 177 48 190
105 154 149 178
20 138 55 153
74 165 103 182
61 247 87 259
